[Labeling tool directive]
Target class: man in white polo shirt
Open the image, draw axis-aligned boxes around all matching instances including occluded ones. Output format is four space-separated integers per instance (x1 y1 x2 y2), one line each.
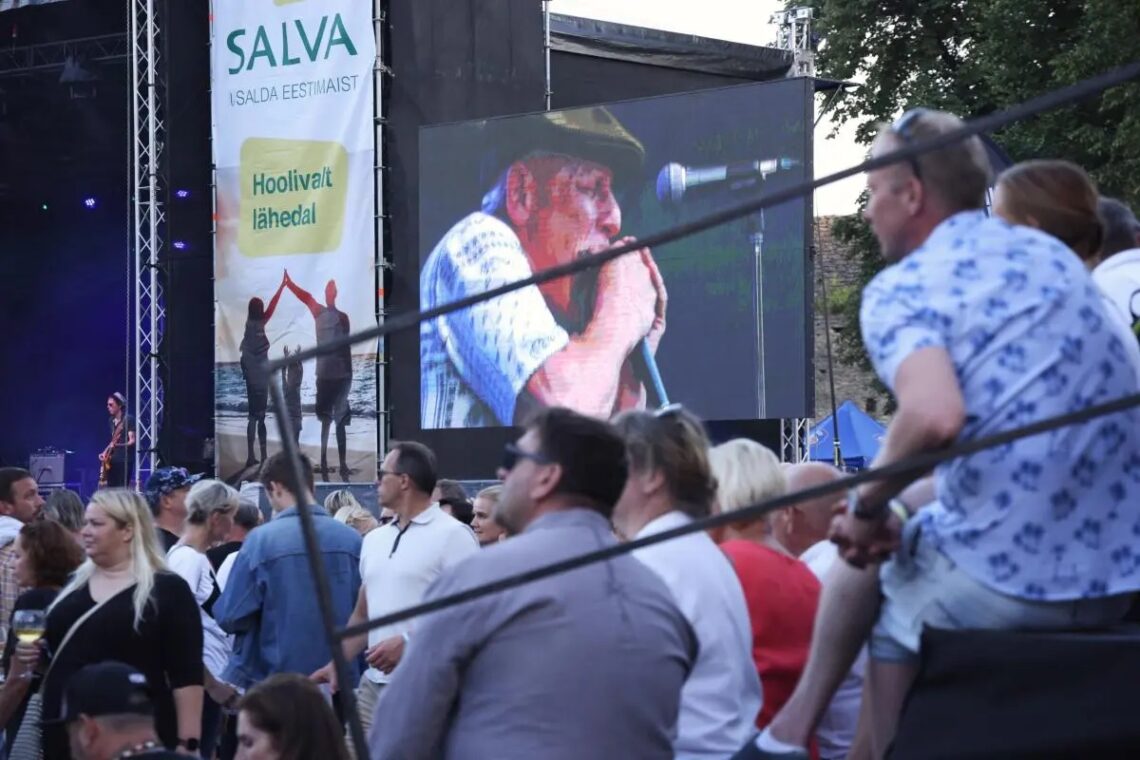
312 441 478 744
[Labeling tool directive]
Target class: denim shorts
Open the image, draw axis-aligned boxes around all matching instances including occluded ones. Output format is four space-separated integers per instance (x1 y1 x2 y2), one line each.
869 518 1134 663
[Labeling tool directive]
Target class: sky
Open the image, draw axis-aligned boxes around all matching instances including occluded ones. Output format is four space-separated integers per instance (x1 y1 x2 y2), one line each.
552 0 865 216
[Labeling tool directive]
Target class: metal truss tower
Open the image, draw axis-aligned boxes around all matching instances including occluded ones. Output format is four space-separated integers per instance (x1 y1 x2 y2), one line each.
771 6 817 79
781 417 809 464
773 5 817 463
129 0 165 484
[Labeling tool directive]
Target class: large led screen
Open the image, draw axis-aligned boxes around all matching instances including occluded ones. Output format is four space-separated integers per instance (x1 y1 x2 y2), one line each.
419 78 812 428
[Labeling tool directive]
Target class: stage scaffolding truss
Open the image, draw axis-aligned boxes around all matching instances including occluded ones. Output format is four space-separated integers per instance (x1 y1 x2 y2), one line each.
781 417 808 463
374 0 392 456
0 33 127 79
129 0 164 483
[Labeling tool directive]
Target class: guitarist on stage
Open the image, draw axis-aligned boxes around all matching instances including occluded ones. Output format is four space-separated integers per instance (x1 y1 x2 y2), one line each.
99 392 136 488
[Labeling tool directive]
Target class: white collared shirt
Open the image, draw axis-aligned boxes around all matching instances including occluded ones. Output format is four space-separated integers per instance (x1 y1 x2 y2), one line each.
634 511 762 759
360 503 479 683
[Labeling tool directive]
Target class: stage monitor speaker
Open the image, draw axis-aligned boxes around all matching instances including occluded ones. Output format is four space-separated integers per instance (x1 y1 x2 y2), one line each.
29 451 67 485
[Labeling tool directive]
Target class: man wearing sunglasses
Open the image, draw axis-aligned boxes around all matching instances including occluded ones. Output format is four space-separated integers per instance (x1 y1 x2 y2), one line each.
369 407 695 760
743 109 1140 760
312 441 477 745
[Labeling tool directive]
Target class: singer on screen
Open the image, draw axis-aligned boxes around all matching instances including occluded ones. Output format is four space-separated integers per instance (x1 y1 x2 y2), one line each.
420 106 667 428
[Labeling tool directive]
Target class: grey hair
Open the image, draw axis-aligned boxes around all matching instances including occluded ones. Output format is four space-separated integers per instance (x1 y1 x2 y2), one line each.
44 489 85 532
1099 197 1140 258
185 479 239 525
234 500 261 531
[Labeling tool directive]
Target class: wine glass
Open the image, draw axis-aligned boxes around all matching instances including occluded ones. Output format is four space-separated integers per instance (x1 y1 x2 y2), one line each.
12 610 45 645
11 609 45 680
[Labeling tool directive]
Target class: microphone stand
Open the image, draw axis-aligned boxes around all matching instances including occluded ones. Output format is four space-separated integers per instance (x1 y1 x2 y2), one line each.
751 209 767 419
634 340 670 408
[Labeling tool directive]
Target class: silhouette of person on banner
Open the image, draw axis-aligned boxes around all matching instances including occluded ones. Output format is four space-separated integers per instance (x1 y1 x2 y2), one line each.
284 272 352 480
241 278 287 469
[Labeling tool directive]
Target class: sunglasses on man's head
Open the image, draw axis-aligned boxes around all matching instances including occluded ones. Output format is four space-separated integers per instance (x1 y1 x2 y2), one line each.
890 107 931 181
501 443 552 473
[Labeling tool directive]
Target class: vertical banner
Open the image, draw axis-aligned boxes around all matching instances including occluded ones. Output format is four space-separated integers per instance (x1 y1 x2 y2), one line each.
212 1 377 485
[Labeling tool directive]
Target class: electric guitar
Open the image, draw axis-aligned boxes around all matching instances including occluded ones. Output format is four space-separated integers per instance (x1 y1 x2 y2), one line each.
98 418 124 487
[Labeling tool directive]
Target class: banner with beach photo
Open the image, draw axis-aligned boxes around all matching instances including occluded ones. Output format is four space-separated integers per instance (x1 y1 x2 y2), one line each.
211 0 376 485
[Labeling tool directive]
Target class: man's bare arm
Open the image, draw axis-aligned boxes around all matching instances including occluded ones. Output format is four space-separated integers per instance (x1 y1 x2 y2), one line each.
856 346 965 510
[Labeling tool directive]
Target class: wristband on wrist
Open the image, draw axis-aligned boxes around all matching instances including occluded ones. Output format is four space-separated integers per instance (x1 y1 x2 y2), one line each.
887 498 911 522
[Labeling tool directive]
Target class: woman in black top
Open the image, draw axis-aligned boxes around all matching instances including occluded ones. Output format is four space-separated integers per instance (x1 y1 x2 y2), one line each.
0 521 84 739
38 489 204 759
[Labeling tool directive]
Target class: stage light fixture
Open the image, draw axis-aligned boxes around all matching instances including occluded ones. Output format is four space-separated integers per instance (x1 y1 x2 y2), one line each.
40 203 48 211
172 241 188 250
175 189 190 198
83 197 97 209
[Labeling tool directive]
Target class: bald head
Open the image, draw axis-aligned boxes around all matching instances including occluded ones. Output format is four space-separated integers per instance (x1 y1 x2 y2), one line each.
773 462 845 557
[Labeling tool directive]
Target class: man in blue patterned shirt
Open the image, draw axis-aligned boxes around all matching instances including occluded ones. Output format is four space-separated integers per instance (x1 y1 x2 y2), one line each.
742 109 1140 760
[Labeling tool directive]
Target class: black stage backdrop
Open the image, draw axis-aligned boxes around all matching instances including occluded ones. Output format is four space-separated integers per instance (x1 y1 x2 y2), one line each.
159 0 214 471
387 4 808 477
0 0 129 489
385 0 545 478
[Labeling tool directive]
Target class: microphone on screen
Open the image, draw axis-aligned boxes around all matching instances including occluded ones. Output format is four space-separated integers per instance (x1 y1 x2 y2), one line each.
635 339 669 408
656 157 800 204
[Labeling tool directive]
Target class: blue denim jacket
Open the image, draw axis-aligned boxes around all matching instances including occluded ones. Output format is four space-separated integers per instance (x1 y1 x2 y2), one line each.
214 505 362 688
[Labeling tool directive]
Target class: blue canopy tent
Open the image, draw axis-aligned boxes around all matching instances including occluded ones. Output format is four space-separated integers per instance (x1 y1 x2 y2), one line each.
808 400 887 470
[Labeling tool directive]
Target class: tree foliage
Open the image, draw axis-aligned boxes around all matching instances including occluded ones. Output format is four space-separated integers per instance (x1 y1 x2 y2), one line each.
806 0 1140 382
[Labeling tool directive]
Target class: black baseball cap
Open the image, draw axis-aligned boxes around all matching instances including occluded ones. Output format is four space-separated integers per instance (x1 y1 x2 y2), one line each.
45 662 154 725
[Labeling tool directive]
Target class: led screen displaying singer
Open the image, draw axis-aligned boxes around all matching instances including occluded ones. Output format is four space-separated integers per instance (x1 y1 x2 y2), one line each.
420 108 666 428
419 80 814 429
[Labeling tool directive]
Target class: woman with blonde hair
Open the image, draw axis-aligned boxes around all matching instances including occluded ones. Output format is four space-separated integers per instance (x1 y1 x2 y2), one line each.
324 488 361 514
327 490 379 536
709 438 821 734
33 488 204 758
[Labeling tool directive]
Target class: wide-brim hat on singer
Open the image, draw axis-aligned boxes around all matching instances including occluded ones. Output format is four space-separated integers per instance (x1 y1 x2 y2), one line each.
479 105 646 190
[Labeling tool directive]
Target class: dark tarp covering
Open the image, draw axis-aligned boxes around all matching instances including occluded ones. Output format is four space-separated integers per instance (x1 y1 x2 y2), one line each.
892 625 1140 758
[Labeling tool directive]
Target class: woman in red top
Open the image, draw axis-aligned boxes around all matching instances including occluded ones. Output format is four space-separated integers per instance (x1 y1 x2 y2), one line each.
709 439 821 732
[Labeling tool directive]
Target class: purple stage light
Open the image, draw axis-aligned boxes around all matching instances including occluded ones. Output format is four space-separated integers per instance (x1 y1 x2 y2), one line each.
83 197 97 209
175 189 190 199
172 241 188 250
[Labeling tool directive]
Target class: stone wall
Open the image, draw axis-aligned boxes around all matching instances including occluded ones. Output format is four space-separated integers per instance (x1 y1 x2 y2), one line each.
809 216 892 423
